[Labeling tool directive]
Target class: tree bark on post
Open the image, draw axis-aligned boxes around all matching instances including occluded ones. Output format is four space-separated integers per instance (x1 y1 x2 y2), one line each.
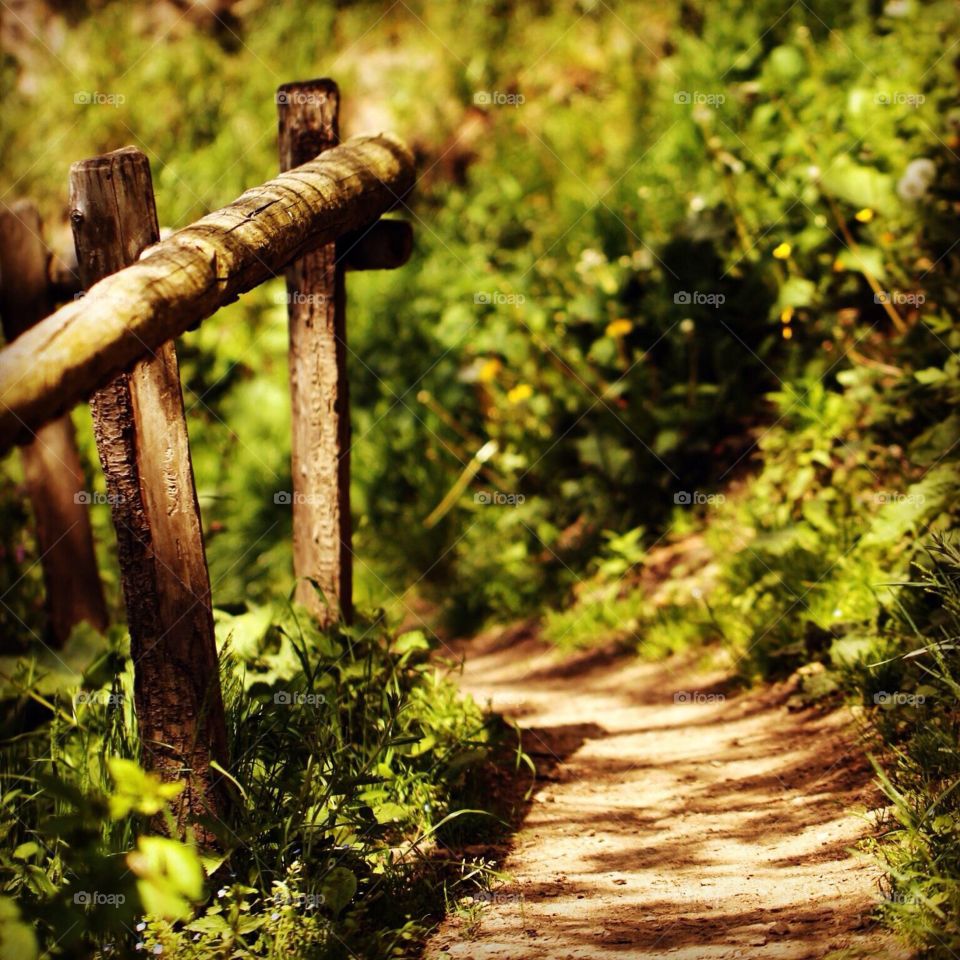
0 201 108 648
278 79 352 625
69 148 228 846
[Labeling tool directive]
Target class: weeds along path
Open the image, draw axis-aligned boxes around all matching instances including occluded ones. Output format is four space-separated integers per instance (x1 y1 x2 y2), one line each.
425 625 912 960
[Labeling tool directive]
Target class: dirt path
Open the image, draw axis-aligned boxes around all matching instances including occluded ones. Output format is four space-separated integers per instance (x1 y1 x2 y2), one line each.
425 624 912 960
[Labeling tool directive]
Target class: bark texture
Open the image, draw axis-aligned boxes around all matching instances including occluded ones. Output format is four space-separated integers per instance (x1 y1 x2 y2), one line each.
71 148 228 846
278 78 352 624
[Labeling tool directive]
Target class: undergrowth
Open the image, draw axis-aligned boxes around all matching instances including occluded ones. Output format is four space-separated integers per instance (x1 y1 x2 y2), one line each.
0 606 501 959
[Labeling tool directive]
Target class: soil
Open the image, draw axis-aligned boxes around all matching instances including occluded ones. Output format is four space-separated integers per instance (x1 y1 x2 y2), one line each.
423 623 913 960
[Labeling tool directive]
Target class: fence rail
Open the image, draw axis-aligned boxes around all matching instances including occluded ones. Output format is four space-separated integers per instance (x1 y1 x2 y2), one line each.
0 132 413 450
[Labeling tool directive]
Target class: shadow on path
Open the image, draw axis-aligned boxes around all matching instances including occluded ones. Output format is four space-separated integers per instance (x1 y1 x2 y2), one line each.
423 624 911 960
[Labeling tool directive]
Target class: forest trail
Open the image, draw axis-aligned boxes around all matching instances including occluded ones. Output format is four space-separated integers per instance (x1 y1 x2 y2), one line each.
425 625 912 960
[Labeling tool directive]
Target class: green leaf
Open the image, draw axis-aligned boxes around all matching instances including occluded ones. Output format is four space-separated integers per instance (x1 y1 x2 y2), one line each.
238 914 267 935
372 801 408 824
320 866 357 916
128 836 205 920
802 499 838 536
914 367 948 385
186 913 232 937
12 842 39 861
0 897 37 960
775 276 816 314
908 414 960 466
24 865 57 898
108 758 183 819
833 246 886 280
821 156 896 215
392 631 431 655
786 465 816 501
862 464 960 547
766 45 807 82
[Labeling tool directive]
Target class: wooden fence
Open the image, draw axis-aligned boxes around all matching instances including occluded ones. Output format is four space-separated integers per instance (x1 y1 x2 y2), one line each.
0 78 415 844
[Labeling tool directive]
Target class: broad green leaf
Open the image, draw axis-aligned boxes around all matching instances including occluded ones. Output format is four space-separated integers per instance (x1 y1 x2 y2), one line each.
393 631 431 655
914 367 948 385
373 802 408 824
833 246 886 280
12 842 39 861
128 836 205 920
766 45 807 82
821 157 896 215
320 866 357 916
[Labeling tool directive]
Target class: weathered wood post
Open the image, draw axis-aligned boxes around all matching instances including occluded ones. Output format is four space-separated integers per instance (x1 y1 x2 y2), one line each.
0 201 108 647
69 148 228 845
277 79 353 626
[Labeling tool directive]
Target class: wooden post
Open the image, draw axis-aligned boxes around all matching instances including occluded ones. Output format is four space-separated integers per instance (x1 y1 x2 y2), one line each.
278 79 352 625
69 148 228 845
0 201 108 647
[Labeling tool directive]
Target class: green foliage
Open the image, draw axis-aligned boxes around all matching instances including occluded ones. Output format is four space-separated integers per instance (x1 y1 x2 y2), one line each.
0 607 492 958
854 539 960 956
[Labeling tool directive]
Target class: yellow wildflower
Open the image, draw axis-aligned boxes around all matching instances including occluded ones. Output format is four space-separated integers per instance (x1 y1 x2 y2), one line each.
782 326 793 340
507 384 533 404
855 208 874 223
780 306 794 324
605 318 633 338
477 358 502 384
772 242 792 260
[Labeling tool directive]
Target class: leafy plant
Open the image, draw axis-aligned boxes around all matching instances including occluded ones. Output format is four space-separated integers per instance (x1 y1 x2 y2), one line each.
0 605 494 958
